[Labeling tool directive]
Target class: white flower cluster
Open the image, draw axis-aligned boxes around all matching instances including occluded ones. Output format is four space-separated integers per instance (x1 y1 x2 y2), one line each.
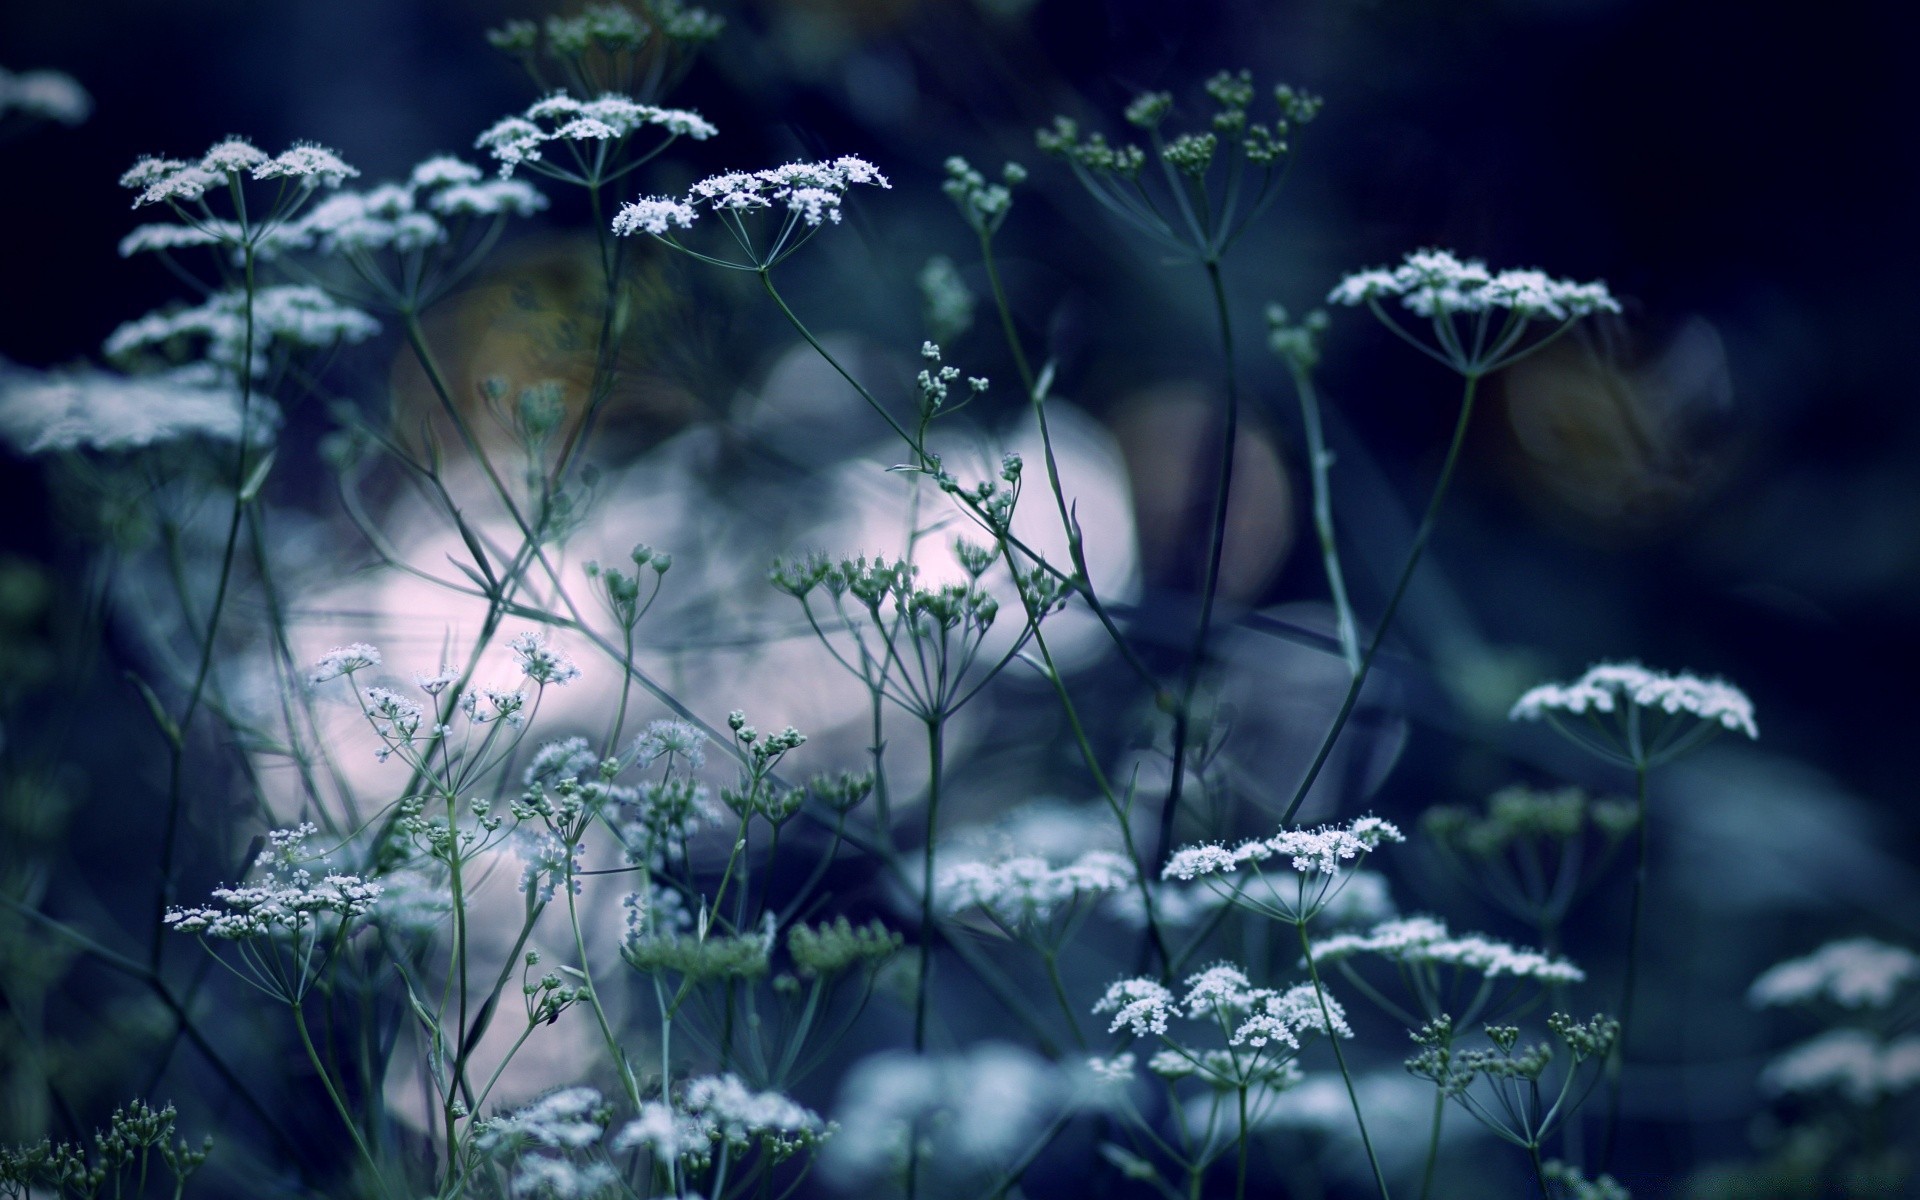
937 849 1136 925
631 719 708 769
1311 916 1585 984
610 1101 712 1160
508 1157 616 1199
1762 1029 1920 1106
0 66 92 125
308 642 382 684
122 138 357 209
475 1087 607 1152
613 156 891 239
105 285 380 380
1163 816 1404 881
164 823 381 939
1329 248 1620 320
297 156 547 255
1749 938 1920 1011
1109 870 1395 931
511 630 583 686
682 1075 824 1146
0 362 261 455
1509 661 1757 739
476 92 716 176
1095 966 1350 1051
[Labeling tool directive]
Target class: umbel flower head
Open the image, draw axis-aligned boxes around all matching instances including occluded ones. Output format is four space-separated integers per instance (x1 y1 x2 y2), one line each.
475 91 715 183
1509 661 1756 767
0 362 260 456
612 156 890 270
1749 938 1920 1011
1161 816 1404 924
1329 248 1620 377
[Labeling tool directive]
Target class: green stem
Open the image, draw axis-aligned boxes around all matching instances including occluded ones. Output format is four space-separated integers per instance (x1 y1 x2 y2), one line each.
1600 760 1650 1171
1277 372 1480 828
907 716 946 1200
292 1002 390 1199
1298 921 1391 1200
1527 1142 1553 1200
1235 1085 1250 1200
1419 1083 1445 1200
1290 361 1361 675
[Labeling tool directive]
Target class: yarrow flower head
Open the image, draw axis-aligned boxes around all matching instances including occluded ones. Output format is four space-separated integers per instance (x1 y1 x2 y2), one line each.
612 156 890 269
1509 661 1756 767
1329 248 1620 375
1749 938 1920 1011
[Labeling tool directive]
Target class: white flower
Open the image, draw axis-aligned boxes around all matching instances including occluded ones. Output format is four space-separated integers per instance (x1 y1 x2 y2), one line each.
201 137 269 174
1510 661 1757 739
475 1087 606 1151
611 1102 713 1159
308 643 382 684
611 196 699 237
681 1075 823 1144
164 825 381 940
1266 817 1405 875
254 142 358 187
1762 1029 1920 1105
0 67 92 124
478 92 717 177
1232 983 1350 1049
1093 977 1175 1036
429 178 547 217
1749 938 1920 1010
937 849 1135 925
1328 248 1620 320
106 286 379 379
508 1157 617 1199
409 155 484 188
1312 916 1585 984
1181 963 1261 1015
0 363 262 455
1086 1053 1136 1083
509 630 582 685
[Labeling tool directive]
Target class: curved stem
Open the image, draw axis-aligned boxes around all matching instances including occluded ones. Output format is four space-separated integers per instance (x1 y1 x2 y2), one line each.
292 1002 391 1199
1277 372 1480 828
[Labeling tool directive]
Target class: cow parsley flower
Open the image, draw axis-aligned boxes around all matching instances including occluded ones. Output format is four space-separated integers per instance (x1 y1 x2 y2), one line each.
308 642 382 684
0 363 263 455
507 1157 617 1199
510 630 582 685
1094 978 1175 1037
106 286 378 381
1232 983 1350 1049
123 138 357 210
474 1087 609 1152
164 822 381 971
1312 916 1584 984
1329 248 1619 375
681 1075 825 1149
1749 938 1920 1011
611 156 890 269
1762 1029 1920 1105
937 849 1136 927
476 91 715 179
0 67 92 125
1181 963 1262 1016
1510 661 1756 767
610 1102 714 1161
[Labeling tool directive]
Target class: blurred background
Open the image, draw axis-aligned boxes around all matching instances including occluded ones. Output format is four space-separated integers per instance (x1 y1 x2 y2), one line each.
2 0 1917 1196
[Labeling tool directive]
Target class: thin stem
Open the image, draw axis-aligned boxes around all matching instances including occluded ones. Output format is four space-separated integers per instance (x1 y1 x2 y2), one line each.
1277 372 1481 828
1289 361 1361 674
292 1002 390 1199
1419 1084 1446 1200
1600 759 1650 1171
1527 1142 1553 1200
1298 921 1391 1200
906 715 946 1200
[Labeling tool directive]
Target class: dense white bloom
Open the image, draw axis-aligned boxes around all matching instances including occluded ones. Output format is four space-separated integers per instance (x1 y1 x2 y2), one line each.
164 824 380 940
518 831 582 903
410 155 484 188
510 630 582 685
1510 661 1757 739
254 142 358 187
1094 977 1175 1037
430 178 547 217
611 196 698 237
1110 869 1394 931
1749 938 1920 1010
1762 1030 1920 1105
106 286 379 379
308 642 382 684
824 1044 1068 1184
1329 248 1620 320
682 1075 824 1144
674 157 891 229
0 67 92 124
1163 819 1401 882
1181 963 1261 1015
478 92 716 177
1311 916 1585 983
0 363 262 454
632 720 708 769
475 1087 607 1151
611 1102 714 1159
508 1157 617 1199
938 849 1135 925
302 189 445 254
1232 984 1351 1049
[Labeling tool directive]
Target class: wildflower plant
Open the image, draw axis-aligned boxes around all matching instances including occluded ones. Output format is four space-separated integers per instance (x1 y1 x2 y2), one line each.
0 9 1865 1200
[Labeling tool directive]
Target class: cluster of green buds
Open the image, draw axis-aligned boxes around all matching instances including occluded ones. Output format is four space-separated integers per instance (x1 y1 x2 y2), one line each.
787 915 903 978
932 451 1023 534
1407 1011 1620 1149
522 950 591 1024
807 769 875 815
722 710 807 824
623 926 771 983
585 542 671 630
941 155 1027 237
1038 70 1322 259
0 1101 210 1199
1422 784 1638 933
487 1 722 98
1265 304 1331 372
